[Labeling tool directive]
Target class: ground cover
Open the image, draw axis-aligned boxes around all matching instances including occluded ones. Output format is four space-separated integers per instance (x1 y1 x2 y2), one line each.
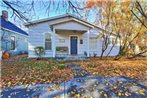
1 59 73 88
73 58 147 80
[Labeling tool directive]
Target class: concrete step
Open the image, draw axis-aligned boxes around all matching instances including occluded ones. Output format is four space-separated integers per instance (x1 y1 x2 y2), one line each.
56 55 87 61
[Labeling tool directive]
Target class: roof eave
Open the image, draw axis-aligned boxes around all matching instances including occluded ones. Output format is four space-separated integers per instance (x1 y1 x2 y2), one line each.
0 26 28 36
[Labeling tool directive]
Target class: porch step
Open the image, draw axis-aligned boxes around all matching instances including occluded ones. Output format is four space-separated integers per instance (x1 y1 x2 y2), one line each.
56 55 87 61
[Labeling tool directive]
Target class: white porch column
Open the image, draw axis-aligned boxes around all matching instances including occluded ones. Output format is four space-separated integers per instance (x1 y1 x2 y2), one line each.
52 28 56 57
87 30 90 57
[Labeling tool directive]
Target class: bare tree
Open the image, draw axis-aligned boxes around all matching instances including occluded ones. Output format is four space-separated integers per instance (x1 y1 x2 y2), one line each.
1 0 88 22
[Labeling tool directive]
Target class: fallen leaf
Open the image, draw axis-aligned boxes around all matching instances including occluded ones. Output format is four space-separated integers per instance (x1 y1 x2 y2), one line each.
54 96 60 98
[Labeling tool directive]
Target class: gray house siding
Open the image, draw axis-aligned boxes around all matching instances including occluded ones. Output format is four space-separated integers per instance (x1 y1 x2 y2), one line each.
1 29 28 55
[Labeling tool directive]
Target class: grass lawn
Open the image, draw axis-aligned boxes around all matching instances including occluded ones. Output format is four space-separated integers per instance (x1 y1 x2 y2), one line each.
1 57 147 88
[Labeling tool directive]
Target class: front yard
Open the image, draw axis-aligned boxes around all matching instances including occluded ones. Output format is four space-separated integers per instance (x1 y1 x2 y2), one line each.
74 58 147 80
1 57 147 98
1 57 147 87
1 59 73 88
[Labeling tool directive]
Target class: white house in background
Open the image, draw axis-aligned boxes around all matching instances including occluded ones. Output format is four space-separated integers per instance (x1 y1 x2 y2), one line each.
25 14 120 58
0 10 28 55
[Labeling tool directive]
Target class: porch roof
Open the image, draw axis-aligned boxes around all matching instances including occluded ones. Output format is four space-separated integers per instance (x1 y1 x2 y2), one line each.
50 19 94 29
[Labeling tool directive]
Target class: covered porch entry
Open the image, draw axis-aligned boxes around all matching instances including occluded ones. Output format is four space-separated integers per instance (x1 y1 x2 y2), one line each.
51 20 94 57
55 30 87 58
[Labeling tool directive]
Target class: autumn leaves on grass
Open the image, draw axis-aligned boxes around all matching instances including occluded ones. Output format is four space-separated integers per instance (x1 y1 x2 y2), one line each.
1 59 73 88
1 58 147 88
76 59 147 79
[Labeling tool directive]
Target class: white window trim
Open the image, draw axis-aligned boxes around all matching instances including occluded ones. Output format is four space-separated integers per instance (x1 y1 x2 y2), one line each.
44 32 52 51
10 35 16 51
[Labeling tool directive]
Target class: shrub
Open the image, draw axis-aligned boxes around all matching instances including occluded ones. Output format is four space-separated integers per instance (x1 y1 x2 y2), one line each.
34 46 45 59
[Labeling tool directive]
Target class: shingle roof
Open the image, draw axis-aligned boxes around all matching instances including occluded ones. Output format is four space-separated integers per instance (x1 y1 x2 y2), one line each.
0 17 28 36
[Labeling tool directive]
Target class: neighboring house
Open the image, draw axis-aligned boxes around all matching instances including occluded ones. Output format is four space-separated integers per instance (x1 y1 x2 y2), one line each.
0 10 28 55
25 14 120 58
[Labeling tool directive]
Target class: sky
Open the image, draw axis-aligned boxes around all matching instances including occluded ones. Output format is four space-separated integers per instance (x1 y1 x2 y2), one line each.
0 0 93 21
0 0 99 30
0 0 66 21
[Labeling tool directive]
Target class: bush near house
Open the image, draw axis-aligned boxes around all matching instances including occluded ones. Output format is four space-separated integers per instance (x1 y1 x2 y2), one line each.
34 46 45 59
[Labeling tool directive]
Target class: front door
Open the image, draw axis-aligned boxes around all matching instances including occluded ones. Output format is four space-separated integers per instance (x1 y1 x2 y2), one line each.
70 36 78 55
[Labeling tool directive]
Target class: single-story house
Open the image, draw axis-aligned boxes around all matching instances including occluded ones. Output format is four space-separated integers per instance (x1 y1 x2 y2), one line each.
25 14 120 58
0 10 28 55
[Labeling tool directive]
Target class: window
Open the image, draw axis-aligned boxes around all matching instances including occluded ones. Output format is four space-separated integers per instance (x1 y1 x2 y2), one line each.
45 33 51 50
11 36 15 50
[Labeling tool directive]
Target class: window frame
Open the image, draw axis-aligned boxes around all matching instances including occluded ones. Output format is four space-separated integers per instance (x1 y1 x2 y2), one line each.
44 33 52 50
10 36 16 50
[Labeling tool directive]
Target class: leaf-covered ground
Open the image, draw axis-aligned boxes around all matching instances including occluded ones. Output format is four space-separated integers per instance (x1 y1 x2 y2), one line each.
72 58 147 80
1 58 147 88
1 59 73 88
1 63 147 98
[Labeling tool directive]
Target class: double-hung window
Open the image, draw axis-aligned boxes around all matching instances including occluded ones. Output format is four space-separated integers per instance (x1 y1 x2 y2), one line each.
45 33 51 50
11 36 15 50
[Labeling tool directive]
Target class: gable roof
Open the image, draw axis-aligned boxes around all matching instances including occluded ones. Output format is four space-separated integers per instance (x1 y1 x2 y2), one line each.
0 17 28 36
24 14 103 30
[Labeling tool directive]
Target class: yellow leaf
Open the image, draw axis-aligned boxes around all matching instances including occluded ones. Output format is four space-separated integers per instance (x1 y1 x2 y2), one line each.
54 96 60 98
113 86 117 90
125 91 131 96
105 82 109 86
118 92 122 96
139 90 145 95
8 96 11 98
74 94 80 98
104 93 108 98
82 95 88 98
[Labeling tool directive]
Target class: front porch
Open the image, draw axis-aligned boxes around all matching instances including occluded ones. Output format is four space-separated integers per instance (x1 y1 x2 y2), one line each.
52 29 91 58
48 18 98 58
